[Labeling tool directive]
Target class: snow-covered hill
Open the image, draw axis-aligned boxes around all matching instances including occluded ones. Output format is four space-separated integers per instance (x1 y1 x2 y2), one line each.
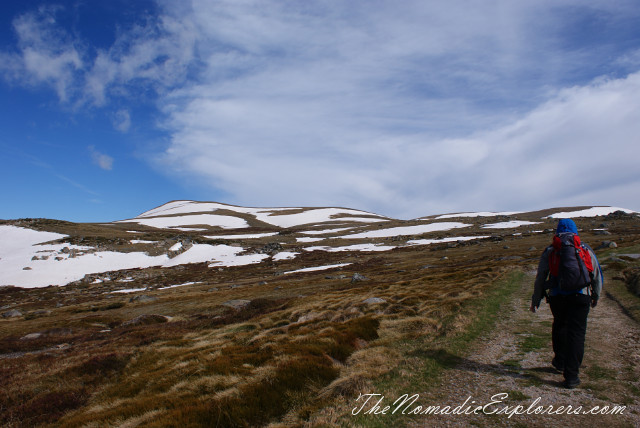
0 202 635 288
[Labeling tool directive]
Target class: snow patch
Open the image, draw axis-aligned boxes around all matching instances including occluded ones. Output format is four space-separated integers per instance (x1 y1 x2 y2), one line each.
304 243 397 252
284 263 351 274
343 222 470 239
296 237 324 243
482 221 541 229
118 214 248 229
406 236 490 246
434 211 523 219
273 251 299 261
545 207 635 218
205 232 278 240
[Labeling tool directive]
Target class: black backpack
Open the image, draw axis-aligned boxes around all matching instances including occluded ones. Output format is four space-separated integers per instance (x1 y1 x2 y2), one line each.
547 233 594 292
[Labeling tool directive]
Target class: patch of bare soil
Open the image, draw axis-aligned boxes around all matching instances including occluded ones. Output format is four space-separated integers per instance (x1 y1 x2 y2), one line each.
409 272 640 427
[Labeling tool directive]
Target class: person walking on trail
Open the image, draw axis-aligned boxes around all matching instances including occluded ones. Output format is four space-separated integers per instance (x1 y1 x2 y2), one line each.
530 218 603 389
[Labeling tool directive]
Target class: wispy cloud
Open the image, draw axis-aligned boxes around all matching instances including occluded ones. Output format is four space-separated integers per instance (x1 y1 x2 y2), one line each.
2 1 640 217
88 146 114 171
0 6 82 102
113 109 131 133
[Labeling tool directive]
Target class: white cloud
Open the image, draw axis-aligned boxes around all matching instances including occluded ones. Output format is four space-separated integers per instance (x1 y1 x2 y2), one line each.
3 1 640 217
113 109 131 133
155 0 640 217
0 6 82 102
88 146 114 171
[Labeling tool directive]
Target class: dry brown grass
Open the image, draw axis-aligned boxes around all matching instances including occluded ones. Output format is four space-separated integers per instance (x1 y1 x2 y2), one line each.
1 212 638 427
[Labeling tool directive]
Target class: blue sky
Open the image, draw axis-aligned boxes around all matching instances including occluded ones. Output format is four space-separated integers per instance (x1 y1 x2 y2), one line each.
1 0 640 222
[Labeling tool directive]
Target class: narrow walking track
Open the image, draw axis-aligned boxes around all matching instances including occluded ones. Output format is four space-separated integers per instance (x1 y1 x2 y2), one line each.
409 272 640 427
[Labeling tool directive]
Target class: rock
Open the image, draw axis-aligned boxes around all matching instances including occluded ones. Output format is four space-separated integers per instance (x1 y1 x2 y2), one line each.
351 273 367 283
363 297 386 305
2 309 22 318
497 256 523 261
223 299 251 310
528 247 537 251
258 281 268 286
296 312 324 323
325 274 348 280
260 243 283 255
22 267 32 270
61 247 70 254
208 287 219 292
122 314 168 327
20 332 43 340
594 230 612 235
596 241 618 250
129 295 158 303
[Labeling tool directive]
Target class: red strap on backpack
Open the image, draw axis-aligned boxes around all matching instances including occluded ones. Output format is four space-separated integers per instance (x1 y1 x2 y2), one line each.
549 234 594 276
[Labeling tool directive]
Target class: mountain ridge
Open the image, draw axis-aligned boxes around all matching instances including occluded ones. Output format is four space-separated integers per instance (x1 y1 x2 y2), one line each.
0 202 636 288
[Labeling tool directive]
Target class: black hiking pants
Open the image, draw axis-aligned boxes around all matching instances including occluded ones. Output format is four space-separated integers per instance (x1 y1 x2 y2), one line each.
549 294 591 382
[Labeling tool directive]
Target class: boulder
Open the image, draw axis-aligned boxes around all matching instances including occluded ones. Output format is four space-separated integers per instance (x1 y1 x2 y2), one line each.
223 299 251 310
596 241 618 250
2 309 22 318
20 332 43 340
351 273 367 283
129 295 158 303
122 314 168 327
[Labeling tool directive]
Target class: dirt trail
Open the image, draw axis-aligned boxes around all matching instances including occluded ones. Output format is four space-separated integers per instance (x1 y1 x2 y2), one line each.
409 272 640 427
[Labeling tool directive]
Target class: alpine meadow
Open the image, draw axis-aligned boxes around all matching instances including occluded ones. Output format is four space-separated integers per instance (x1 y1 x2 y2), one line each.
2 203 640 427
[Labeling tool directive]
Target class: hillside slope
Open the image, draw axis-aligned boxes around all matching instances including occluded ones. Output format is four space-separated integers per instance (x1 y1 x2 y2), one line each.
1 202 639 427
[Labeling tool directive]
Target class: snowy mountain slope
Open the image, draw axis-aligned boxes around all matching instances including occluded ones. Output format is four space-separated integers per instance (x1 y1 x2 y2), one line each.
120 200 389 229
0 203 636 288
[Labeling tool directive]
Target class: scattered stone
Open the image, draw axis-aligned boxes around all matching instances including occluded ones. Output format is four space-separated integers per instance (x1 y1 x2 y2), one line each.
258 281 268 286
229 284 241 289
351 273 367 283
441 256 449 260
325 274 348 280
274 286 282 290
363 297 386 305
2 309 22 318
503 246 510 250
296 312 324 323
20 332 43 340
122 314 168 327
30 309 51 317
497 256 524 261
223 299 251 310
129 295 158 304
22 267 32 270
528 247 537 251
260 243 283 255
596 241 618 250
594 230 612 235
61 247 70 254
208 287 219 292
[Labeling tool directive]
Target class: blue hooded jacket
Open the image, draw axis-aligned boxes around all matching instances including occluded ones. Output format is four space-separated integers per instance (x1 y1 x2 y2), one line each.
556 218 578 235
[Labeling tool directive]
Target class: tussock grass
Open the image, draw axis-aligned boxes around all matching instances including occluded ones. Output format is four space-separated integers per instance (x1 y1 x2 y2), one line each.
2 212 638 427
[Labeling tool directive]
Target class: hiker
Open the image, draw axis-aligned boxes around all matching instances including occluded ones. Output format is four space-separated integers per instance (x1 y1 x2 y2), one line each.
530 218 602 389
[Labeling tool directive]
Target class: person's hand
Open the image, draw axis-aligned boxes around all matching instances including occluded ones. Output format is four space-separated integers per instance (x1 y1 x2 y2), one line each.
529 303 537 313
591 298 598 308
